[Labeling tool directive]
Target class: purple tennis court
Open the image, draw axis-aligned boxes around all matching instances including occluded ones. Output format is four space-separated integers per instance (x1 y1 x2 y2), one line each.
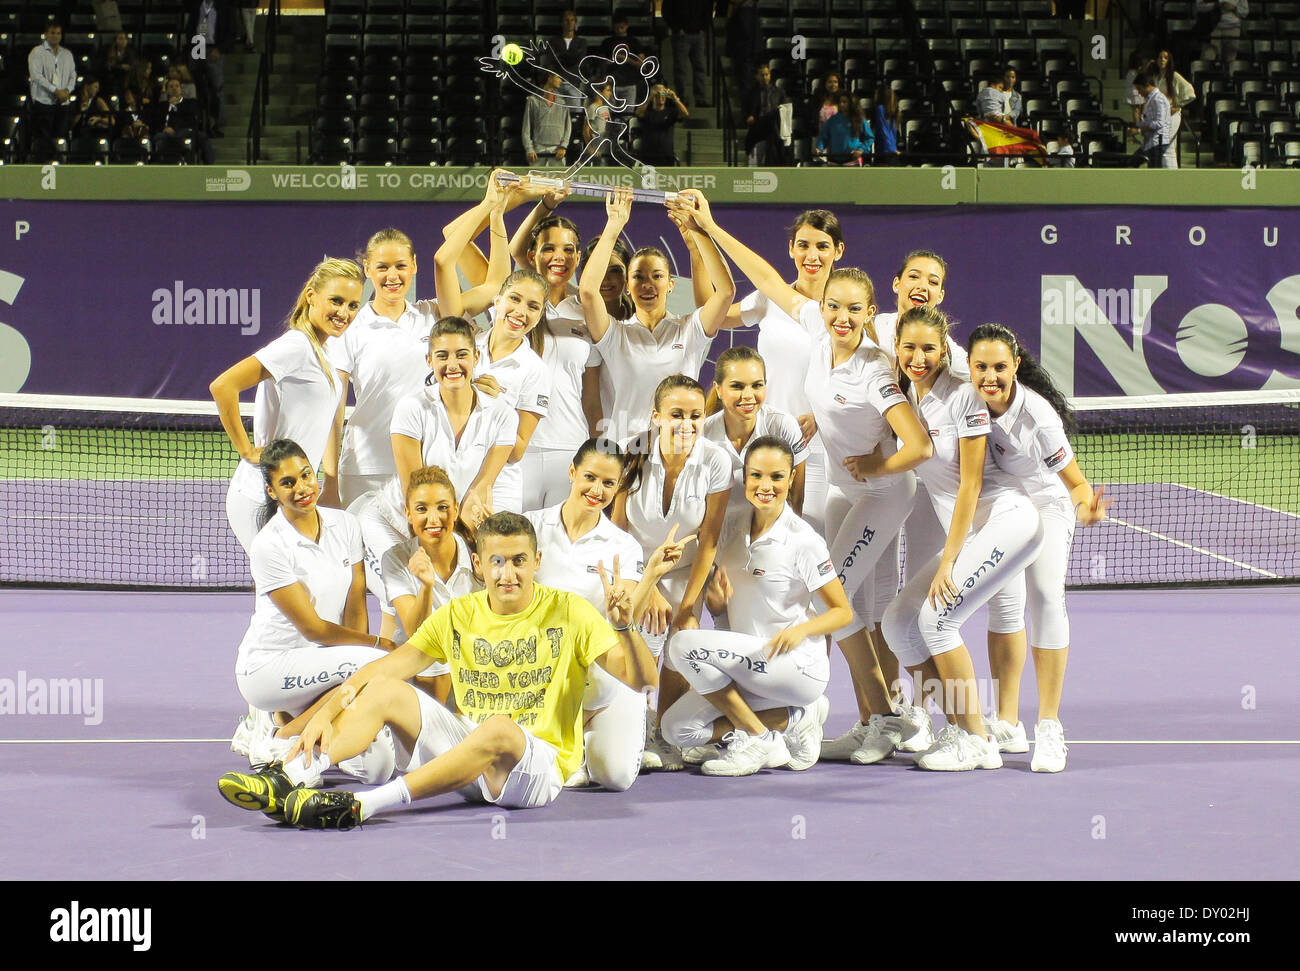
3 586 1295 881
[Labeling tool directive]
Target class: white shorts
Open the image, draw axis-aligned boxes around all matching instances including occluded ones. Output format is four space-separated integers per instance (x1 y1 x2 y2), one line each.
400 685 563 809
235 644 389 714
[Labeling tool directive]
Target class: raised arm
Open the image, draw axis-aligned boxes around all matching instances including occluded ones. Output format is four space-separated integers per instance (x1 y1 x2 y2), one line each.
684 189 807 321
434 172 510 318
578 188 635 344
459 195 516 317
508 179 571 270
209 355 270 464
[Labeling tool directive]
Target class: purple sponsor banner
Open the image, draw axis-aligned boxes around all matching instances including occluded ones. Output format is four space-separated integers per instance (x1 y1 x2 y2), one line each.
2 202 1297 398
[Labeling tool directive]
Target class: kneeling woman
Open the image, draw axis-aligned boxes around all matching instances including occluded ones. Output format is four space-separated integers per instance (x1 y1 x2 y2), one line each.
230 439 394 775
662 437 853 776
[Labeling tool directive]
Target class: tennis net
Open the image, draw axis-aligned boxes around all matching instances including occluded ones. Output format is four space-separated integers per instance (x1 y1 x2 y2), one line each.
0 390 1297 591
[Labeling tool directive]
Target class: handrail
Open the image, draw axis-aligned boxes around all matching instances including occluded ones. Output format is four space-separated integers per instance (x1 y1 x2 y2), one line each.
245 0 282 165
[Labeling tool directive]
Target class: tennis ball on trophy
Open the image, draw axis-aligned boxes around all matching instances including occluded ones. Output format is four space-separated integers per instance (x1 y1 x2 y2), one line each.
501 43 524 66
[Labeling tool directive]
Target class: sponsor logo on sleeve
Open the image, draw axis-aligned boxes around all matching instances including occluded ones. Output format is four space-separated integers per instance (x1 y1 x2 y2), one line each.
752 568 765 576
536 394 549 408
817 559 834 576
880 382 903 399
833 393 847 405
1046 446 1068 468
965 413 989 428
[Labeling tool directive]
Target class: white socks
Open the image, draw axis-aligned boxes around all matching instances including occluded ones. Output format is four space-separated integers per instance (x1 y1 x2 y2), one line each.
356 777 412 822
282 751 331 788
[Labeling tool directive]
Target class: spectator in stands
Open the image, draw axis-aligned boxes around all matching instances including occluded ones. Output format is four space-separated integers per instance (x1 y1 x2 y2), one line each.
663 0 711 108
806 71 842 134
540 8 589 104
1126 71 1171 167
723 0 761 98
976 68 1023 126
187 0 237 137
634 81 688 166
71 76 115 138
817 93 873 165
119 88 152 139
153 75 214 164
872 82 901 159
27 20 77 145
744 63 782 165
1153 48 1195 168
238 0 258 52
129 60 160 110
523 71 573 167
1196 0 1249 66
169 64 199 102
585 79 616 166
596 13 657 108
1123 49 1147 133
1054 130 1077 167
99 31 136 98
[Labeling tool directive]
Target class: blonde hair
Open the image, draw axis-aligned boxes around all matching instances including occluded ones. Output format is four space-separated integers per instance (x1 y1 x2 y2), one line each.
824 266 879 347
285 258 363 389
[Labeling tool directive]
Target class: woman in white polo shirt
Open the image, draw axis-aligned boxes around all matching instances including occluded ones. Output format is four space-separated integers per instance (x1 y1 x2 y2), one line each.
380 464 480 707
701 344 807 519
971 323 1110 773
579 188 734 443
662 437 853 776
613 374 733 770
211 257 363 556
526 438 649 791
871 308 1044 770
712 208 847 535
686 189 935 767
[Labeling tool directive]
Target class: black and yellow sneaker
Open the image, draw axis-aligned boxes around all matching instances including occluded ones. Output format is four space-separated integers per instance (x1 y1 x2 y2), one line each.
283 788 363 831
217 762 296 819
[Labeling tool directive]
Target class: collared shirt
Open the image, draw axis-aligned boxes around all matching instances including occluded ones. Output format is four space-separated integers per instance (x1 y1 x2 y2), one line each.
385 384 518 512
804 327 909 489
736 289 820 418
594 309 714 441
912 369 1027 528
231 330 345 501
473 330 551 418
237 507 364 671
1140 87 1172 151
28 40 77 105
986 381 1073 506
621 429 732 576
526 503 644 611
714 503 836 676
533 296 600 451
331 298 441 477
382 532 481 642
873 311 971 379
699 406 807 506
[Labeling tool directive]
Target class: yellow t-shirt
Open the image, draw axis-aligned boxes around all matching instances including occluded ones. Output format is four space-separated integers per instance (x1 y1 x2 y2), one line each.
407 584 619 778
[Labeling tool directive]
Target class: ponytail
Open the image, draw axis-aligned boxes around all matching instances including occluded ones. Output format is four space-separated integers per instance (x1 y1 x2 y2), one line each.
284 258 363 390
495 268 550 356
619 374 707 497
894 305 952 395
707 345 765 416
967 323 1075 434
256 439 311 529
824 266 880 348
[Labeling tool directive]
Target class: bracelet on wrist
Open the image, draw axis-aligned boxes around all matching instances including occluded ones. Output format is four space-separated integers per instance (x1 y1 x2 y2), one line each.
611 621 632 632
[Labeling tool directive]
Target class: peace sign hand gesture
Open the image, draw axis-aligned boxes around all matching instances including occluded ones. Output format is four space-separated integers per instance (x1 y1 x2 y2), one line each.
598 556 633 629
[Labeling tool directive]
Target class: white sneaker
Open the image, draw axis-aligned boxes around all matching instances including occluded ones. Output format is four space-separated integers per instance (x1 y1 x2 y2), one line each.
784 695 830 771
849 714 897 765
1031 718 1068 772
563 765 592 788
820 720 872 760
682 744 720 765
701 730 792 777
914 724 1003 771
895 705 936 752
231 707 274 760
641 712 684 772
984 716 1029 753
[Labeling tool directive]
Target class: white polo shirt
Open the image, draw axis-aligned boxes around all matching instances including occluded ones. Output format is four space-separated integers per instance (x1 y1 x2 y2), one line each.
382 532 480 642
384 384 519 513
715 504 836 677
621 430 732 577
526 503 644 611
473 330 551 418
874 310 970 379
331 299 440 477
236 506 364 673
736 289 821 417
594 309 714 441
804 330 910 489
532 296 602 451
699 406 808 504
986 382 1073 506
230 330 345 502
913 369 1027 528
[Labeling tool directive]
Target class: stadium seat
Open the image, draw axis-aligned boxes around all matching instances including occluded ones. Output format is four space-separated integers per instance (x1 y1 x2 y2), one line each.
311 133 353 165
355 134 399 165
111 136 151 165
400 133 443 165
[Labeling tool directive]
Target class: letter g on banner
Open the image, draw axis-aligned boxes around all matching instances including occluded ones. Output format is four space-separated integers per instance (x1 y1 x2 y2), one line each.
0 270 32 392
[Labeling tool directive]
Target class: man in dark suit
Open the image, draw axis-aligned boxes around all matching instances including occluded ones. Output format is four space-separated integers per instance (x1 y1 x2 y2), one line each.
153 76 213 162
187 0 236 136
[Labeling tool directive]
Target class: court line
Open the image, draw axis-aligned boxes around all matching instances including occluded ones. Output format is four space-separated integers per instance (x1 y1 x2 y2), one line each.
1 738 1298 745
1169 482 1300 522
1105 516 1279 578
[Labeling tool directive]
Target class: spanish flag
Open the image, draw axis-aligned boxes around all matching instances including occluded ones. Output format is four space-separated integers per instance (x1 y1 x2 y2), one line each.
964 117 1047 162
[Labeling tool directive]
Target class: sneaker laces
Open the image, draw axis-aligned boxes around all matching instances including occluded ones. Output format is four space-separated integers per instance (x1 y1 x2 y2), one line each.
1037 720 1066 757
720 729 752 760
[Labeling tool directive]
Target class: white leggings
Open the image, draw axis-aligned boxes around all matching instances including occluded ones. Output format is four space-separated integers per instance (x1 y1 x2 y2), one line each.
986 497 1075 650
352 490 407 618
519 447 577 513
225 483 265 558
579 664 647 791
883 501 1044 666
873 478 949 629
824 472 918 638
800 438 829 537
661 629 829 748
235 644 388 714
639 568 694 660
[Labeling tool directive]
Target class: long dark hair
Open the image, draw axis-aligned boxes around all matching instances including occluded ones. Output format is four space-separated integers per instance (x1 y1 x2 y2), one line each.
256 439 312 529
967 323 1075 434
743 434 794 474
619 375 707 497
581 235 634 320
494 269 550 356
706 344 765 415
894 305 952 395
786 209 844 250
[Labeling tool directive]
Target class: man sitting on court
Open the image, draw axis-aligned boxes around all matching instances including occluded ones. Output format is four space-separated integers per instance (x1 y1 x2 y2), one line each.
222 512 684 830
